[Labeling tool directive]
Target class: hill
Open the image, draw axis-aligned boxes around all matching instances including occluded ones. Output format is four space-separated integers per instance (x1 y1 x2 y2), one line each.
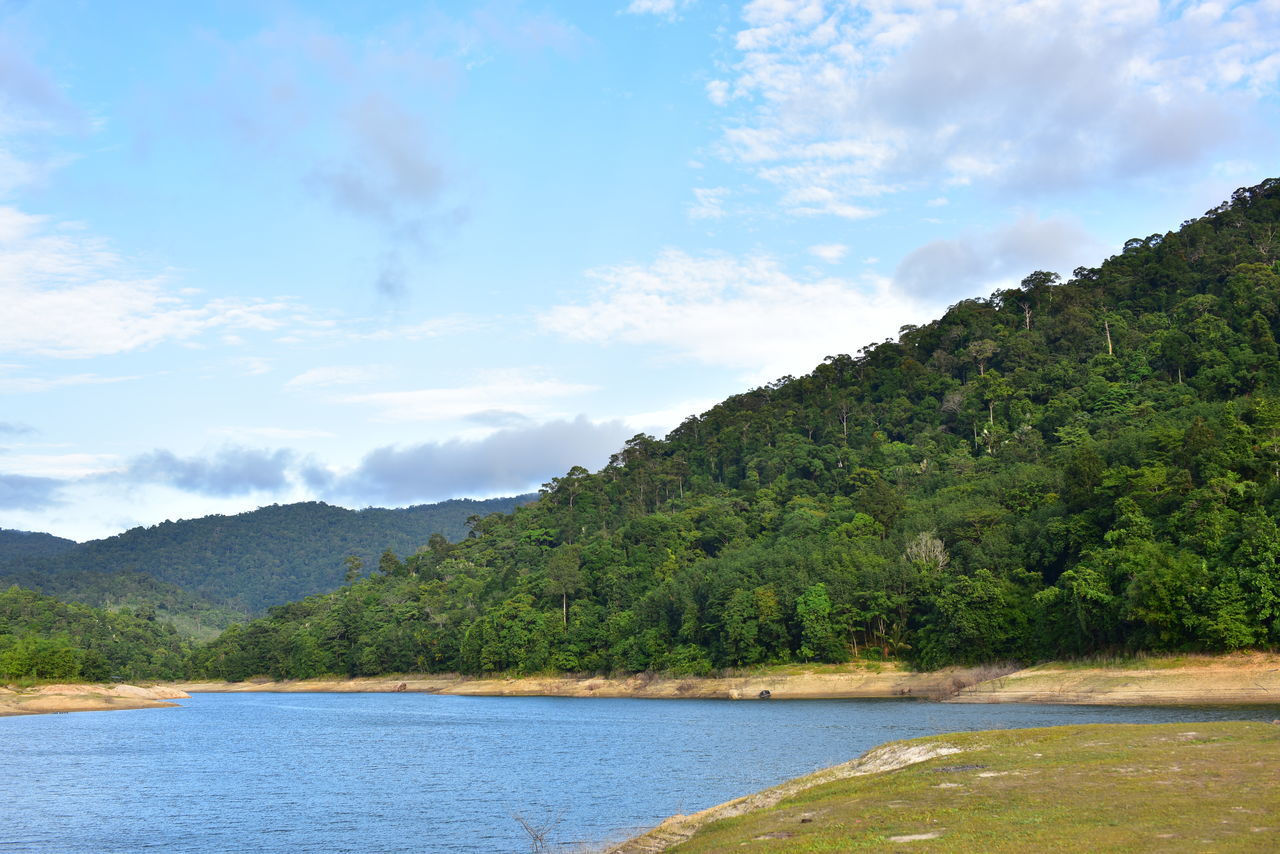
0 495 536 621
0 585 189 681
187 179 1280 681
0 530 78 561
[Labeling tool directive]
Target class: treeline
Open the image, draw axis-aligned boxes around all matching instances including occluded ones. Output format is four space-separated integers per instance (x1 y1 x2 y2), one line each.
0 495 536 623
189 179 1280 679
0 586 189 681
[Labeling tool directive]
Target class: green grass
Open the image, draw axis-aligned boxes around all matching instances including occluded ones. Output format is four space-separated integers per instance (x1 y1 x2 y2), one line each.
666 722 1280 853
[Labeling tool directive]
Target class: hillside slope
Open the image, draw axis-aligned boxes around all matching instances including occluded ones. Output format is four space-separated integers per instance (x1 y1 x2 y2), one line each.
0 530 77 561
0 495 535 618
193 180 1280 680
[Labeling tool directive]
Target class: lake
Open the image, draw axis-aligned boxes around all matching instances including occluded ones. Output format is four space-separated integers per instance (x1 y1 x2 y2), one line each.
4 694 1279 852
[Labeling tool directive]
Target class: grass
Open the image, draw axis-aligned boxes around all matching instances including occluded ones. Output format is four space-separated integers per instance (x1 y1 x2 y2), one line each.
662 722 1280 853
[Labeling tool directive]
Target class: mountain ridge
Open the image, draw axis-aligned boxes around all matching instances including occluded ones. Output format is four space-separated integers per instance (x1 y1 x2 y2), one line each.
0 494 537 624
138 178 1280 678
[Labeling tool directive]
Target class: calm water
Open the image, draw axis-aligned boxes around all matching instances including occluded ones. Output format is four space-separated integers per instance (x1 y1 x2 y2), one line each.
4 694 1279 853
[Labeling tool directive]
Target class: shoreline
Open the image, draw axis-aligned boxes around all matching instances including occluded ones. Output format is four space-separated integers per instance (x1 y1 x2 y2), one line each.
604 720 1280 852
0 683 191 716
170 651 1280 706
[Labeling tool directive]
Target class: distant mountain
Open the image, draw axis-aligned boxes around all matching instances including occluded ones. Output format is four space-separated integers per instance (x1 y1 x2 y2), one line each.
0 529 78 561
0 495 536 620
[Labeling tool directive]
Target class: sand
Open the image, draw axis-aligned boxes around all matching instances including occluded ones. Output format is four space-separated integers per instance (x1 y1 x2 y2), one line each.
170 652 1280 705
0 683 191 716
950 651 1280 705
172 662 986 700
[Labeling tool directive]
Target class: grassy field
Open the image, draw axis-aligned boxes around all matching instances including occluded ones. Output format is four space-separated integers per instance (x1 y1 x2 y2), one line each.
615 721 1279 853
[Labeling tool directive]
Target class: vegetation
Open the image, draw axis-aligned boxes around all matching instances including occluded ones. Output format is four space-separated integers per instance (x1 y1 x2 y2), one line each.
640 722 1279 852
0 529 78 561
0 586 189 682
186 180 1280 681
0 495 535 622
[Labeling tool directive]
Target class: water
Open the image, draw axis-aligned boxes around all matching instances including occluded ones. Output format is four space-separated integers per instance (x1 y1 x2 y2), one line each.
3 694 1278 853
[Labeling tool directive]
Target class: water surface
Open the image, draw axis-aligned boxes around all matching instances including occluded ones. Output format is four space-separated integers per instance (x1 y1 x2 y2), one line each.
4 693 1278 852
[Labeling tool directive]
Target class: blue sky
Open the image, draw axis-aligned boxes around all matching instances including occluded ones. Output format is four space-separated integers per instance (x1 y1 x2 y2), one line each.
2 0 1278 541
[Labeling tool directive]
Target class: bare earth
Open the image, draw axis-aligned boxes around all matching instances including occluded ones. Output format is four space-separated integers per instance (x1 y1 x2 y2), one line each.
171 652 1280 705
0 683 191 716
950 651 1280 705
15 652 1278 717
173 663 987 700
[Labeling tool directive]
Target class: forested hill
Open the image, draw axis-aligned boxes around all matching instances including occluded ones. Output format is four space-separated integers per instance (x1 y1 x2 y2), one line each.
0 529 78 561
0 495 536 619
193 180 1280 681
0 585 188 681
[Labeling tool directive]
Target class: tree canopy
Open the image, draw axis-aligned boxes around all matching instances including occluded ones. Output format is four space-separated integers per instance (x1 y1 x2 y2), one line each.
96 180 1280 678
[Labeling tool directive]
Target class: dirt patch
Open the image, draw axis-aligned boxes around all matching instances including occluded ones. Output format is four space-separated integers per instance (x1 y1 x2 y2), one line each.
0 683 189 716
170 664 996 701
952 651 1280 705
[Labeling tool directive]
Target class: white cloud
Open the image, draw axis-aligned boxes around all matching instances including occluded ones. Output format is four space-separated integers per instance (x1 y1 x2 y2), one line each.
809 243 849 263
623 397 723 437
894 212 1103 300
353 313 486 342
706 79 730 106
210 426 337 440
0 206 299 358
0 368 141 393
286 365 385 389
715 0 1280 211
541 249 930 381
341 370 596 423
1 452 120 478
314 415 632 504
624 0 694 19
688 186 730 220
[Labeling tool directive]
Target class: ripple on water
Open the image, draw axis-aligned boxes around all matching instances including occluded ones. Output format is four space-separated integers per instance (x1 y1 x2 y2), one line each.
3 693 1279 853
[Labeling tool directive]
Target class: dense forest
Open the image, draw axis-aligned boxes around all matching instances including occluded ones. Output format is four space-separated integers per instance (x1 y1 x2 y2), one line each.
0 530 78 562
0 496 535 629
0 586 188 681
188 180 1280 681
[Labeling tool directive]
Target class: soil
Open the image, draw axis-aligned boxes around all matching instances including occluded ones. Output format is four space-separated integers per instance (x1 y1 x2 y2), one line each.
0 683 191 716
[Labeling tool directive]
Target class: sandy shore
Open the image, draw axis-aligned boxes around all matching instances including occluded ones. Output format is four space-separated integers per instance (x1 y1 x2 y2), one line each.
173 662 984 700
605 720 1280 853
0 683 191 716
950 651 1280 705
170 652 1280 705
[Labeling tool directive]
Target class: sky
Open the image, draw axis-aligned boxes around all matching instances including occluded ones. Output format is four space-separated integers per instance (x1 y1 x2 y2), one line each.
2 0 1278 542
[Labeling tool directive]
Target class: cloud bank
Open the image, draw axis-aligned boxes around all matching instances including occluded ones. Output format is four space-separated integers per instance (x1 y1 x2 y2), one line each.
712 0 1279 212
542 249 928 380
124 447 296 497
312 416 633 504
0 206 297 358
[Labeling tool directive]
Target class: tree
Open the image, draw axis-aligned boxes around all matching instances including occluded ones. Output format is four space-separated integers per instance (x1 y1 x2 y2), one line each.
543 545 583 626
795 584 843 662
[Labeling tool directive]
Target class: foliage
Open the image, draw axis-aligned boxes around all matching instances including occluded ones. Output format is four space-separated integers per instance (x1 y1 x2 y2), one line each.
0 495 536 624
0 586 189 681
192 180 1280 678
0 529 78 561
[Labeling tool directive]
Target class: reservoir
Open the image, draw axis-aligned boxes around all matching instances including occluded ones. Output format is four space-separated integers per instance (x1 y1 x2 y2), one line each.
4 694 1278 852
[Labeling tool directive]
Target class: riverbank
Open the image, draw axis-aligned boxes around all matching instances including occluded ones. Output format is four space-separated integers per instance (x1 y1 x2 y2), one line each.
172 651 1280 704
0 683 191 716
173 662 995 700
607 720 1280 852
952 650 1280 705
